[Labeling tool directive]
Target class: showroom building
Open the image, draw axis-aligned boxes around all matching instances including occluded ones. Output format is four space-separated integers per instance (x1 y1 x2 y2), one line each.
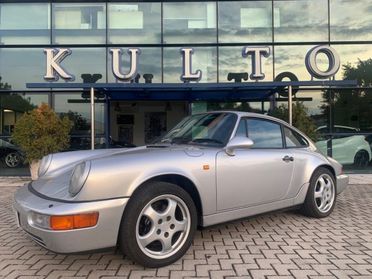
0 0 371 175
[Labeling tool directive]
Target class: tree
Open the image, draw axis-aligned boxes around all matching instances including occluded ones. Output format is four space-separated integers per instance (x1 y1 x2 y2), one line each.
12 103 72 164
0 76 11 90
270 102 318 141
332 59 372 131
319 59 372 131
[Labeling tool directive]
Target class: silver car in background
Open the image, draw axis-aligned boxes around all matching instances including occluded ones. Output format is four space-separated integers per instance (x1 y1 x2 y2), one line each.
14 111 348 267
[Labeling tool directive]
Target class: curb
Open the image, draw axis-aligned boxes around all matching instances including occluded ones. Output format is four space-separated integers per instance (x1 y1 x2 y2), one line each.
0 177 31 187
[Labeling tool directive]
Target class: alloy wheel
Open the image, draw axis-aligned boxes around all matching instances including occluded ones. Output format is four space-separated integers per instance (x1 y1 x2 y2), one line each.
5 152 21 168
135 194 191 260
314 174 335 213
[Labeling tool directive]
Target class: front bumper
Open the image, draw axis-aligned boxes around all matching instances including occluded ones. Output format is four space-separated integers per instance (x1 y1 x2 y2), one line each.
14 183 129 253
336 174 349 195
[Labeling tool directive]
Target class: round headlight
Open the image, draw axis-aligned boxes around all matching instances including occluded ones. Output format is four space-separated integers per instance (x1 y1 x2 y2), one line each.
38 155 53 177
69 161 91 197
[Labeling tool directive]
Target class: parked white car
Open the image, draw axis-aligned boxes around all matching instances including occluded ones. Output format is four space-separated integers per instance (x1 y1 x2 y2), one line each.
315 126 371 167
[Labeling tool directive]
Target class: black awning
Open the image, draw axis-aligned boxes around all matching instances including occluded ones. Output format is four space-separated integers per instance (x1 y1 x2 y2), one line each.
24 80 358 101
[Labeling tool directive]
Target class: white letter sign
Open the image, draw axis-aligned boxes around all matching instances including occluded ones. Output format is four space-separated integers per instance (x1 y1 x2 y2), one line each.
305 45 340 79
242 46 271 81
180 48 202 82
44 48 74 81
110 48 141 82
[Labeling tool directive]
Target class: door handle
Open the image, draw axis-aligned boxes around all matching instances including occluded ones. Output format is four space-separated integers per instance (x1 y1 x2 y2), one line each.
282 155 294 162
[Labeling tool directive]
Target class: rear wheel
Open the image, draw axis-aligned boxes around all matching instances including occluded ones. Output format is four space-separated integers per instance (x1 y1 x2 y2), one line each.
354 150 369 168
302 168 336 218
4 152 22 168
119 182 197 267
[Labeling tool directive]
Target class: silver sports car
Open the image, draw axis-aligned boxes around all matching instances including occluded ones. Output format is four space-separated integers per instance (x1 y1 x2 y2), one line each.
14 111 348 267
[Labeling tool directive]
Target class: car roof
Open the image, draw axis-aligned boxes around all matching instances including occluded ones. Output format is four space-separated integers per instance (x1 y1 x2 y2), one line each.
199 110 291 126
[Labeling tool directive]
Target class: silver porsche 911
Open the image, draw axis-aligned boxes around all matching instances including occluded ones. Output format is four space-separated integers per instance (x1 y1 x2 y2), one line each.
14 111 348 267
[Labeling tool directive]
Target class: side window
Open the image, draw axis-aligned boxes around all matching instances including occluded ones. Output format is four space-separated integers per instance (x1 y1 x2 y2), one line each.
235 119 247 137
247 118 283 148
284 127 308 148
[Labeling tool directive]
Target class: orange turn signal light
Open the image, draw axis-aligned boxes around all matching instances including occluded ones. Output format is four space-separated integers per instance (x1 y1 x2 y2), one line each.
50 212 99 231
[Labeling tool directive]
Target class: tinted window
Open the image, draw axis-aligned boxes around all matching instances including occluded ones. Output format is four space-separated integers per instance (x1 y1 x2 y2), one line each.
284 127 308 148
247 119 283 148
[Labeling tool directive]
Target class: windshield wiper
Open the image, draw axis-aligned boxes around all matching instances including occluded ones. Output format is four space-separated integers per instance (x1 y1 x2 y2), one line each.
190 138 223 145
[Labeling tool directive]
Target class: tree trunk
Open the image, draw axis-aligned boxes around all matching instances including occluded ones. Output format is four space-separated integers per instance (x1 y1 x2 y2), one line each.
30 160 40 180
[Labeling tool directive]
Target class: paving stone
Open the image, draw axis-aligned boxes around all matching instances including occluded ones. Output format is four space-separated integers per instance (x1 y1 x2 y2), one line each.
0 184 371 278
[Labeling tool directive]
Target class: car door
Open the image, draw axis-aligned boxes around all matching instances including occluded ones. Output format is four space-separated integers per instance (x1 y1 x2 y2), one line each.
216 117 295 211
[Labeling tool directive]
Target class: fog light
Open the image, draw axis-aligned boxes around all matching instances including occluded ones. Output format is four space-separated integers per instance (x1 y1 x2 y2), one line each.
50 212 99 230
29 211 50 229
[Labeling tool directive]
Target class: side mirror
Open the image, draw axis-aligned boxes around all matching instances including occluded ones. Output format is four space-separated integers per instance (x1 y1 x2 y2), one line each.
224 137 254 156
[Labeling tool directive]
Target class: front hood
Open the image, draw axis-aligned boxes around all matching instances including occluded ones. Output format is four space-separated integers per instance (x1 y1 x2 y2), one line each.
31 145 210 201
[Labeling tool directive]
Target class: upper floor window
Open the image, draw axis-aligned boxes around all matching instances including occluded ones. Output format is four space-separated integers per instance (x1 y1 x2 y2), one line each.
108 3 161 44
218 1 272 43
52 3 106 44
0 3 50 44
163 2 217 44
274 0 328 42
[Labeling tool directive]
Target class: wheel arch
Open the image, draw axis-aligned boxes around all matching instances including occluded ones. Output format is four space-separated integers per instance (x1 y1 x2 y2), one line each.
128 174 203 227
316 164 336 180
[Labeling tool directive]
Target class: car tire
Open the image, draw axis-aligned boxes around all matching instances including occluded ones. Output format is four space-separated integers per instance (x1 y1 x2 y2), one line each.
119 182 197 268
4 152 22 168
353 150 369 168
301 168 336 218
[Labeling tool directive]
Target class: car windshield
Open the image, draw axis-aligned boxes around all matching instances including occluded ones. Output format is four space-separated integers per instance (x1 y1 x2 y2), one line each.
155 112 237 147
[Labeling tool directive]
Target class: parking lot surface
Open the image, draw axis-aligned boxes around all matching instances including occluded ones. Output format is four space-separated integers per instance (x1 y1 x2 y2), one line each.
1 184 371 279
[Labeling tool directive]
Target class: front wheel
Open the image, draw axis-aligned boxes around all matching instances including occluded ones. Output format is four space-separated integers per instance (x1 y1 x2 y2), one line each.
119 182 197 267
301 168 336 218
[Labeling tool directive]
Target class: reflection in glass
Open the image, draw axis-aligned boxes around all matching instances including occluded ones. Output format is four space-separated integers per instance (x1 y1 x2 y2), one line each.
274 0 328 42
332 45 372 80
247 118 283 148
294 91 328 129
274 45 330 81
0 48 45 90
219 46 273 82
163 2 217 43
0 94 48 136
0 3 50 44
54 48 106 84
164 47 217 83
218 1 272 43
108 48 161 83
108 3 161 44
330 0 372 41
53 93 105 137
52 3 106 44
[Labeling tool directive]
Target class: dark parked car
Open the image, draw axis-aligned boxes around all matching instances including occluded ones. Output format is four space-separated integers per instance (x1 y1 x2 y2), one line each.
0 139 24 168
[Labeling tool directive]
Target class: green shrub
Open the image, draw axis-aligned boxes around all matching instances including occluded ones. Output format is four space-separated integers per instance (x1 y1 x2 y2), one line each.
12 103 72 163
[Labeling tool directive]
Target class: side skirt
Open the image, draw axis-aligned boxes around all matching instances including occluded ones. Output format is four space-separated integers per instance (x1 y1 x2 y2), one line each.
202 182 310 227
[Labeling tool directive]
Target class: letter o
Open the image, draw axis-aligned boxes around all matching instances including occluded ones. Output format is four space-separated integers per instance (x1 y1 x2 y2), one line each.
305 45 340 79
274 71 299 97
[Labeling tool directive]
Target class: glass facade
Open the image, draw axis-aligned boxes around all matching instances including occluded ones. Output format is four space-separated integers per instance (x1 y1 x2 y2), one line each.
0 0 371 175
